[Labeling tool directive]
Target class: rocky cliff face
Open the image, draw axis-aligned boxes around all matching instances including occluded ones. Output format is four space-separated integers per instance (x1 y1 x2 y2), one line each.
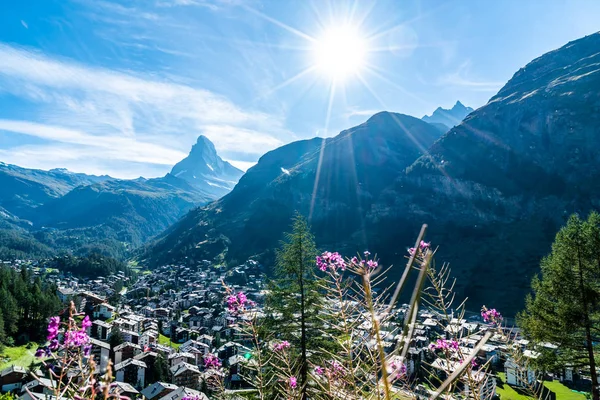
170 135 243 197
143 112 444 269
145 33 600 315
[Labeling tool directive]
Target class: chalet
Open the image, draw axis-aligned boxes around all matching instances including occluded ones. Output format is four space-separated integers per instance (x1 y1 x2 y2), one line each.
89 338 111 372
114 342 142 364
114 358 147 388
140 382 178 400
1 365 27 392
168 352 195 368
109 381 139 399
92 320 112 341
121 330 140 345
158 386 208 400
93 303 115 320
170 362 202 390
505 357 537 387
21 378 56 396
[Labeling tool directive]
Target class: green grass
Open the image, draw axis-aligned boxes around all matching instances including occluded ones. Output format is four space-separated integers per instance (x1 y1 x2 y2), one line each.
543 380 586 400
0 344 39 370
495 373 534 400
495 372 587 400
158 334 181 349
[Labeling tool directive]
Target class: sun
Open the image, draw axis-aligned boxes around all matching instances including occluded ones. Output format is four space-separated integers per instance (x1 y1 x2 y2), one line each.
313 25 367 81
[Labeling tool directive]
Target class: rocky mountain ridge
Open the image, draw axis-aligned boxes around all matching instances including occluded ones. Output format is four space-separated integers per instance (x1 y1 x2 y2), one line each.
143 32 600 315
0 135 241 259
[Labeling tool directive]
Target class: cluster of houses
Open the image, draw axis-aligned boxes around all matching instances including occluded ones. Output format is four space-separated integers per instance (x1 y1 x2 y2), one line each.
0 258 584 399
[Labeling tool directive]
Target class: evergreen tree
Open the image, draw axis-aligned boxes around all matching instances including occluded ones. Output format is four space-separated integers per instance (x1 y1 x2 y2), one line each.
151 354 169 383
518 212 600 400
109 326 125 349
265 214 324 400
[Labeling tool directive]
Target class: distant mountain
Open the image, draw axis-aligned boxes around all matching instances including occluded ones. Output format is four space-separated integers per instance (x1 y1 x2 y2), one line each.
422 101 474 130
142 112 443 267
171 135 243 197
0 162 111 217
144 32 600 315
0 135 241 259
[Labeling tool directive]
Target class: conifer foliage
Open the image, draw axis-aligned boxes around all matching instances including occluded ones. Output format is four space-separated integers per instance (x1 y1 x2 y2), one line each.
265 214 325 399
0 265 61 346
519 212 600 400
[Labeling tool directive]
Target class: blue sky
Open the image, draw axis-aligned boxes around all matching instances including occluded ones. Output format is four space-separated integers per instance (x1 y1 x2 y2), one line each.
0 0 599 178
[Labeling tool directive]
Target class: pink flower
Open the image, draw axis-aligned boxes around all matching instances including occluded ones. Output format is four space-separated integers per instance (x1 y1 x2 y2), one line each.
429 339 458 351
81 316 92 329
203 353 221 369
419 240 430 251
289 376 297 389
316 251 346 272
481 306 503 325
408 247 416 256
226 291 252 314
389 360 407 379
366 260 378 270
364 251 371 256
273 341 291 352
314 366 324 376
64 329 89 347
47 316 60 341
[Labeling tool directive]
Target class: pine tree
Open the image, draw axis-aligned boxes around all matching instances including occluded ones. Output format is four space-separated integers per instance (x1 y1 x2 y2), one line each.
265 214 325 400
518 212 600 400
152 354 169 383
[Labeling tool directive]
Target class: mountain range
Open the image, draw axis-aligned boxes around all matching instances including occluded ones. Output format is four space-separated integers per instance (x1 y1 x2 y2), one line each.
141 32 600 315
421 100 474 131
0 136 242 259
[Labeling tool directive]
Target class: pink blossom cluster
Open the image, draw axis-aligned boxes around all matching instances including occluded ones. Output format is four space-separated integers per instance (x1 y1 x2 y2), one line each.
203 353 221 369
461 358 478 368
316 252 346 272
288 376 298 389
481 306 503 325
429 339 459 351
314 360 345 379
273 340 291 352
47 316 60 341
408 240 431 257
36 314 91 358
226 291 253 314
289 376 297 389
389 360 407 379
350 251 379 271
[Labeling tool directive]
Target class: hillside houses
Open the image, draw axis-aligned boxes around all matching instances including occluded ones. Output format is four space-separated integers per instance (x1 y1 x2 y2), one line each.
0 257 577 399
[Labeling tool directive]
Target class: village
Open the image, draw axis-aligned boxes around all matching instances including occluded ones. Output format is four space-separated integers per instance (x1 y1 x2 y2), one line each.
0 259 589 400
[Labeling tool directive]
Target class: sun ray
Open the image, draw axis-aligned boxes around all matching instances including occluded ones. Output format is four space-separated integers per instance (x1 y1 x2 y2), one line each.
362 64 429 106
242 5 316 43
355 72 476 206
260 66 319 99
364 2 450 42
309 80 336 221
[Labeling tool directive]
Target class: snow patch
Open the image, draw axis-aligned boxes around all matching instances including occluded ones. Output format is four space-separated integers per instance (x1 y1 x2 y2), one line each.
281 167 290 175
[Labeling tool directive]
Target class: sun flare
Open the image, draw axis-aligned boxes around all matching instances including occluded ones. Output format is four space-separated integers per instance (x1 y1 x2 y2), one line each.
314 25 367 81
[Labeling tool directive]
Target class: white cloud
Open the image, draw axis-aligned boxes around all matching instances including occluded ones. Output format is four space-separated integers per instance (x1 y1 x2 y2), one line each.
437 60 504 92
0 43 291 177
0 120 187 165
225 160 256 171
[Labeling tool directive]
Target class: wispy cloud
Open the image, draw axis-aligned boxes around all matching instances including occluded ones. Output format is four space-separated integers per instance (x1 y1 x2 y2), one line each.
344 108 383 119
437 60 504 92
0 43 291 177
